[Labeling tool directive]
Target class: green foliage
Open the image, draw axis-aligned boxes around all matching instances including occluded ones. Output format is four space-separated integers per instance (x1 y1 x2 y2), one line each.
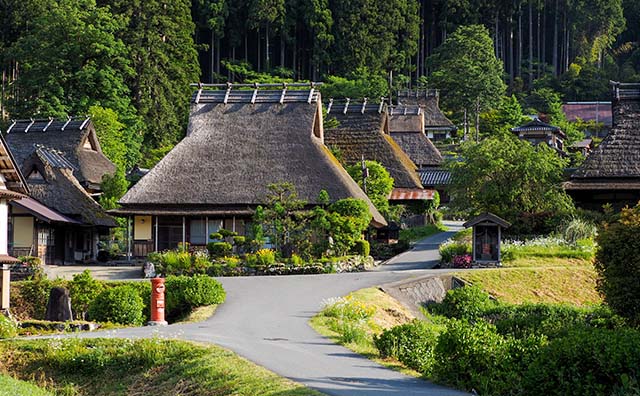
399 223 446 243
99 167 129 210
327 199 372 256
433 285 496 321
480 95 528 137
0 373 51 395
374 319 443 374
426 24 506 126
11 278 56 320
87 285 145 325
320 68 389 99
0 315 17 339
595 204 640 325
89 105 141 169
207 242 233 258
523 328 640 396
164 275 226 320
448 136 574 234
69 270 105 320
438 240 472 264
560 218 598 245
346 160 393 217
353 240 370 257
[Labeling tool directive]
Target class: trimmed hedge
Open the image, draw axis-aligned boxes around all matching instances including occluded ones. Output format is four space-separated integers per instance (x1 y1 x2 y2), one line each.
431 285 496 320
165 275 226 320
87 285 145 325
353 240 370 257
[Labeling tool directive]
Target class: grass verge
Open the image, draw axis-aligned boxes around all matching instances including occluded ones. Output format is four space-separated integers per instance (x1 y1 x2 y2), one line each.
308 288 419 376
0 338 323 396
455 266 601 305
0 374 51 396
399 223 447 243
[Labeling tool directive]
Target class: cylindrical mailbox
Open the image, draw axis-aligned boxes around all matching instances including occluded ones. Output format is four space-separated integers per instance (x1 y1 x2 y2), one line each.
148 277 168 326
0 265 10 312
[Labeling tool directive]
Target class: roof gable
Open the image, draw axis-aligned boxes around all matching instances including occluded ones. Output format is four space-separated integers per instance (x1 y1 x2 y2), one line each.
397 90 456 129
0 134 29 195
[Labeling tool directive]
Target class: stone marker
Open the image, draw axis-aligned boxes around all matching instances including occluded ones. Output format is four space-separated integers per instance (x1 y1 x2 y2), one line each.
45 287 73 322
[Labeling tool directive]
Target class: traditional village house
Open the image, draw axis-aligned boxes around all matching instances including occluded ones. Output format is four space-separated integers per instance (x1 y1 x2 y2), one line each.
564 82 640 210
511 117 567 156
113 83 386 257
323 98 434 203
396 89 457 140
568 138 594 157
5 118 118 264
387 104 451 202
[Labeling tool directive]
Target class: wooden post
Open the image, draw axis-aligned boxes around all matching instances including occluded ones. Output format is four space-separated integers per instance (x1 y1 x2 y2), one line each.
182 217 186 249
205 216 209 243
497 225 502 263
1 265 9 311
154 216 158 252
471 226 476 262
126 216 132 262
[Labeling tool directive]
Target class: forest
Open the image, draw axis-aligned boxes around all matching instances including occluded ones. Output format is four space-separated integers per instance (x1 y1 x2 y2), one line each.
1 0 639 169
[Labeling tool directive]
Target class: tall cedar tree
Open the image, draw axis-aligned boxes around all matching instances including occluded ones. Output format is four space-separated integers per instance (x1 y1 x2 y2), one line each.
100 0 200 149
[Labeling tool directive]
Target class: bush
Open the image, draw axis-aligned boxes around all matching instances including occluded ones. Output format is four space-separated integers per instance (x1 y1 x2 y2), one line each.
69 270 104 320
10 278 58 320
87 285 145 325
0 314 17 339
321 296 375 321
353 240 370 257
432 285 496 320
207 242 232 258
255 249 276 266
165 275 226 320
438 240 471 264
452 254 472 268
523 328 640 396
560 217 598 245
374 319 443 374
594 204 640 325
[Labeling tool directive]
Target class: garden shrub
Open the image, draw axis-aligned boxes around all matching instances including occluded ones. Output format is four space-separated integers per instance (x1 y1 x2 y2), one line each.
87 285 145 325
207 242 232 258
321 296 375 321
374 319 443 374
353 240 370 257
0 314 17 339
69 270 104 320
432 285 496 320
165 275 225 320
523 328 640 396
438 240 471 264
560 217 598 245
255 249 276 266
233 236 246 246
10 278 60 320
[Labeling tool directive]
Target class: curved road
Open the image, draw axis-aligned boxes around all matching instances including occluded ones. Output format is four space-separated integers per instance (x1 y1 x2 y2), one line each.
54 222 467 396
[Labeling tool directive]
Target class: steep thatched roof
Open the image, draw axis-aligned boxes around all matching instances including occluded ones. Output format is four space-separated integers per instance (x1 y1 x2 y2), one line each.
119 86 386 227
21 147 117 227
397 90 457 130
387 105 443 167
5 117 116 189
0 133 28 195
566 82 640 191
323 100 422 190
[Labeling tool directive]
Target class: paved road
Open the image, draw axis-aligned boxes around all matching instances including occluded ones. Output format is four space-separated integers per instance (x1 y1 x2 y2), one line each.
46 221 467 396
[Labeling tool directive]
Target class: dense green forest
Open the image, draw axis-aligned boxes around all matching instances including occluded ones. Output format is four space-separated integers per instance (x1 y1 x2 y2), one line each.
1 0 639 165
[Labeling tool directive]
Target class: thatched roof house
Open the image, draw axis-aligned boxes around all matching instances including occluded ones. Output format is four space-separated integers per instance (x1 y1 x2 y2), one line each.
115 83 386 255
6 117 116 192
388 105 444 168
323 99 423 192
565 82 640 210
397 89 457 140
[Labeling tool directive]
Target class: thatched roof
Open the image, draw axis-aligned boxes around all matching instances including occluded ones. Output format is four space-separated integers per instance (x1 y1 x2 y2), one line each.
397 90 457 131
5 117 116 190
0 133 28 195
21 147 117 227
119 86 386 227
323 100 423 190
566 82 640 190
387 106 443 168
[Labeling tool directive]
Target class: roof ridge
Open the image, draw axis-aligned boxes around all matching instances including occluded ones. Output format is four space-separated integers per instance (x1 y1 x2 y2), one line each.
6 116 91 134
190 82 322 105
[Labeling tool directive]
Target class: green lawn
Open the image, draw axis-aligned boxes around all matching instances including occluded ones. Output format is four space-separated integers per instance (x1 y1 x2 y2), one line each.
0 338 323 396
0 374 51 396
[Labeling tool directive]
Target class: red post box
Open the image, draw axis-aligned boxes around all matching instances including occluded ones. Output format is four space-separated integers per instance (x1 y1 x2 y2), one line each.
148 277 168 326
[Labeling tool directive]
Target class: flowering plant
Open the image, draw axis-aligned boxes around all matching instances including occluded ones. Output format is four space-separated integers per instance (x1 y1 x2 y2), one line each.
452 254 473 269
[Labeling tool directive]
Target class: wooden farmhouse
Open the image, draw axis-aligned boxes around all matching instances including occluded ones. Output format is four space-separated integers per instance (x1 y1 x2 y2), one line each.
114 83 386 256
323 98 435 203
511 117 567 156
564 82 640 210
5 118 117 264
397 89 457 140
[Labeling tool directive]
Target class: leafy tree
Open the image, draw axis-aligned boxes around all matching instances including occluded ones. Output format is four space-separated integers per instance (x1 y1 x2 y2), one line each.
448 136 574 233
595 203 640 325
89 105 142 170
99 168 129 210
480 95 528 137
346 160 393 218
426 24 506 137
320 68 388 100
524 87 564 121
326 198 371 256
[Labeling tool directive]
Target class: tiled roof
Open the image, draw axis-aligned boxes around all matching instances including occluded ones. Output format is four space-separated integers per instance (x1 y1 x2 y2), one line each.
418 167 451 186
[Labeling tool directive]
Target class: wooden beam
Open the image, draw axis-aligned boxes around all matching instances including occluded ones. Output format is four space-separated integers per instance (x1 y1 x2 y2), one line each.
0 169 17 174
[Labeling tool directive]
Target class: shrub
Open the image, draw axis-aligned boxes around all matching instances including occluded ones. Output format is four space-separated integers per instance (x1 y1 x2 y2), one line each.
158 250 193 275
255 249 275 266
523 328 640 396
321 296 375 321
87 285 145 325
0 314 17 339
452 254 472 268
594 204 640 325
438 240 471 264
69 270 104 320
560 217 598 245
191 250 213 274
207 242 232 258
165 275 226 320
289 253 304 266
374 319 443 374
233 236 246 246
353 240 370 257
11 278 58 320
433 285 496 320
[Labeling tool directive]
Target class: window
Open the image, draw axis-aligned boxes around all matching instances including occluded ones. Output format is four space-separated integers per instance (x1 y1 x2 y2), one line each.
190 219 206 245
208 219 223 241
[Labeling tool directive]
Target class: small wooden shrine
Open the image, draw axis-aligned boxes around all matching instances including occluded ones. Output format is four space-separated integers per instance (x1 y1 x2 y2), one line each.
463 213 511 264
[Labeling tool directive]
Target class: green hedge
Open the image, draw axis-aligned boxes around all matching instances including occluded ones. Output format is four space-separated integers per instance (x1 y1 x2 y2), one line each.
431 285 496 320
87 285 145 325
0 315 17 339
165 275 226 320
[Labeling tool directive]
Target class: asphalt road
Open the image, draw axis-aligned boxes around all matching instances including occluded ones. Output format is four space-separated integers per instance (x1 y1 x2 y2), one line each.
43 221 468 396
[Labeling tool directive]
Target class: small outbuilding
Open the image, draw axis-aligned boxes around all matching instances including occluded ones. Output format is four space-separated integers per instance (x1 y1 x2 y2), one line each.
463 213 511 264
